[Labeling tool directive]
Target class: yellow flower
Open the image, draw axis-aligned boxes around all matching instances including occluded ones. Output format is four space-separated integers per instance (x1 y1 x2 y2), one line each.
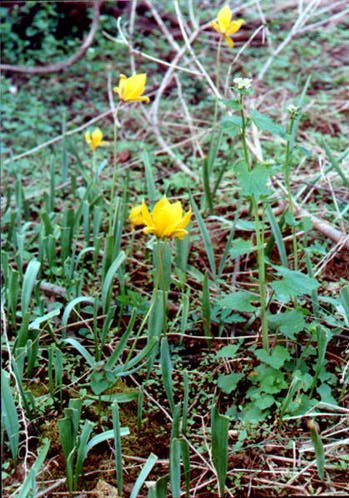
129 202 146 229
85 128 108 151
130 198 192 239
210 5 244 48
113 73 150 103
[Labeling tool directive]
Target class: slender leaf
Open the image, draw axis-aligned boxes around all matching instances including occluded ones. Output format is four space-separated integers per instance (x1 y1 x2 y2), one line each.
130 453 158 498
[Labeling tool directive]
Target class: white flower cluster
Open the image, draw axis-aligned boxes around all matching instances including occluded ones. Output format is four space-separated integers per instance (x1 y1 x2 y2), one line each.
233 77 253 90
287 104 299 114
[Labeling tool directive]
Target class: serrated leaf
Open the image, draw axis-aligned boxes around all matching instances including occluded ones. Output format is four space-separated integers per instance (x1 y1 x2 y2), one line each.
268 310 306 339
217 291 258 312
236 163 271 198
221 115 243 135
250 109 285 138
220 98 241 110
255 345 291 369
254 394 275 410
271 266 320 303
218 373 243 394
229 238 253 259
217 344 240 358
316 384 337 406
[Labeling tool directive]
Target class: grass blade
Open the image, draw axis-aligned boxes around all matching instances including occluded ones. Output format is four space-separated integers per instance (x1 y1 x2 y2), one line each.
266 205 288 267
211 405 230 497
190 193 216 277
130 453 158 498
160 337 175 414
1 369 19 462
112 401 123 496
102 251 126 312
21 259 41 316
308 419 325 480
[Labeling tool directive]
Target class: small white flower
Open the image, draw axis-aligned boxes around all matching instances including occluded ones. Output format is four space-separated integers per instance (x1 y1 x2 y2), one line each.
287 104 298 114
9 85 17 95
233 77 252 90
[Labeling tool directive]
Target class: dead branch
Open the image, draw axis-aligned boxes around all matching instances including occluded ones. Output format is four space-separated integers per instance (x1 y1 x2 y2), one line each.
0 0 102 74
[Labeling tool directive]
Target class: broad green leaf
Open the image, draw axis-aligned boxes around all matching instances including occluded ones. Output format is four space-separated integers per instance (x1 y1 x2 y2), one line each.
221 115 242 136
254 395 275 410
216 291 258 312
236 163 271 198
255 345 291 369
220 98 241 110
317 384 338 406
250 109 285 138
218 373 243 394
217 344 240 358
271 266 320 303
229 238 253 259
268 310 306 339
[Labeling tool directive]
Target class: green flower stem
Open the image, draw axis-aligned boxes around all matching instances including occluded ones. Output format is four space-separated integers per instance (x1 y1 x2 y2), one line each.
156 239 169 335
109 107 120 235
252 198 269 352
240 95 250 170
284 115 298 269
240 94 269 352
204 37 222 214
216 37 222 93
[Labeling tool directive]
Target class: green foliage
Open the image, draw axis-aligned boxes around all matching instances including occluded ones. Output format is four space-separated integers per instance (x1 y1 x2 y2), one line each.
211 406 230 497
1 3 347 496
271 266 320 303
1 370 20 462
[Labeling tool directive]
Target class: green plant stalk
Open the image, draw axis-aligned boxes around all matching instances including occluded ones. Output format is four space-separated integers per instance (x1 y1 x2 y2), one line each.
240 95 250 171
284 115 298 269
109 108 120 235
203 37 222 213
240 96 269 352
308 419 325 480
253 199 269 352
156 239 169 336
203 156 213 213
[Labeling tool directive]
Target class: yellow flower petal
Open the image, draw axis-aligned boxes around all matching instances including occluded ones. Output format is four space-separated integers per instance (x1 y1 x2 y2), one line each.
226 18 244 35
224 35 234 47
210 20 220 33
85 131 91 145
171 228 188 240
114 73 150 103
85 128 107 151
129 203 145 228
92 128 103 147
217 5 232 32
134 198 191 239
140 201 155 229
